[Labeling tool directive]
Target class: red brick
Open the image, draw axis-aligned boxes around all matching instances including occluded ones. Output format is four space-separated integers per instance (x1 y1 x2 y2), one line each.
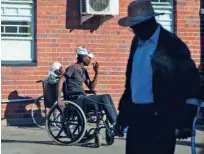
1 0 202 120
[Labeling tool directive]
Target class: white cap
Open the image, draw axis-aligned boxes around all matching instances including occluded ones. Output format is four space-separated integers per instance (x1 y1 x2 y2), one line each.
76 46 94 58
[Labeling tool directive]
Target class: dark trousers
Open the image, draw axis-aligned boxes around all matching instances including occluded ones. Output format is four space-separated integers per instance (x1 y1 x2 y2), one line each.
126 126 176 154
74 94 118 124
122 104 176 154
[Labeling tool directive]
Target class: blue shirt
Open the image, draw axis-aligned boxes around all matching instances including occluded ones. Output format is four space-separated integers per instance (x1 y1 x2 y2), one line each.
131 26 160 104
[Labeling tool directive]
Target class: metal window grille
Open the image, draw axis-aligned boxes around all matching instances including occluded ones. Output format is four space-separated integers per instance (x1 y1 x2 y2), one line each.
152 0 174 32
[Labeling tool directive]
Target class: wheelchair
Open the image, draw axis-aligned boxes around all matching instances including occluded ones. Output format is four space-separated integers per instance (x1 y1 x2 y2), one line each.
189 100 204 154
46 90 115 147
32 80 64 128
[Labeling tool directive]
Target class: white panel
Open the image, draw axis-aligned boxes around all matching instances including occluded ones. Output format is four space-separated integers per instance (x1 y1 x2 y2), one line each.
1 8 4 14
18 8 31 15
1 16 31 21
1 3 31 9
1 40 32 61
4 7 18 15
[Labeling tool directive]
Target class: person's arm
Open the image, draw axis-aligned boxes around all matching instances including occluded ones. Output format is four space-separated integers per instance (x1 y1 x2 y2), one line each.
85 62 99 90
57 66 74 107
57 76 65 103
90 70 98 90
177 43 200 132
180 46 200 103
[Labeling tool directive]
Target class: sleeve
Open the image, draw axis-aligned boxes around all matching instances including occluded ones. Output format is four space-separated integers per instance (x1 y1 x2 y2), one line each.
177 43 200 129
64 66 75 78
179 44 200 100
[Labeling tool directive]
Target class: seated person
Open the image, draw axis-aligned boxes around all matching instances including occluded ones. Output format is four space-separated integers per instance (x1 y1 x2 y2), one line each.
57 46 123 136
45 62 64 85
44 62 64 108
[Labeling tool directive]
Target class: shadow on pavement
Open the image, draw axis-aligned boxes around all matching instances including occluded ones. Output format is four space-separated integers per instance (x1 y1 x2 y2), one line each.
1 139 108 148
198 149 204 154
1 139 56 145
176 140 204 149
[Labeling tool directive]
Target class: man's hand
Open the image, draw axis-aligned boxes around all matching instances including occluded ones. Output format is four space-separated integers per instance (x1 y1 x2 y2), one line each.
93 62 99 74
58 99 65 108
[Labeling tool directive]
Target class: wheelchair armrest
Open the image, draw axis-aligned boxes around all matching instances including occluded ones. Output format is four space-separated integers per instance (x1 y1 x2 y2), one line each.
66 91 85 96
85 90 97 95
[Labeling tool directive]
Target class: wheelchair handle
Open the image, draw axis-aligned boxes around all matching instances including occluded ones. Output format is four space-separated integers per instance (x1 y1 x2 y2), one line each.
66 91 85 96
36 80 43 83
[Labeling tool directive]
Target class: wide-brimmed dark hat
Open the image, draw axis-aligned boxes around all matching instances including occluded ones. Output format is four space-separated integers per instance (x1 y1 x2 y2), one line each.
118 0 164 27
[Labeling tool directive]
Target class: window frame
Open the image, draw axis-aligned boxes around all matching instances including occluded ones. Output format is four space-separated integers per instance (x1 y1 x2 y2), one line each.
1 0 36 66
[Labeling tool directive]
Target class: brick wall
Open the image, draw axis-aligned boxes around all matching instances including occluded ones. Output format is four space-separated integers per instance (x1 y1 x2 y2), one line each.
175 0 201 66
1 0 202 125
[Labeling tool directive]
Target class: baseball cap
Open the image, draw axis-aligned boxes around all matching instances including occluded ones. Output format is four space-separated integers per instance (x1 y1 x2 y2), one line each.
76 46 94 58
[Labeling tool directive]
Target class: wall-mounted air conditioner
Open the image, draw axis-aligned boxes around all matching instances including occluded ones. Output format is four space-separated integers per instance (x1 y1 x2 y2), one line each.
80 0 119 16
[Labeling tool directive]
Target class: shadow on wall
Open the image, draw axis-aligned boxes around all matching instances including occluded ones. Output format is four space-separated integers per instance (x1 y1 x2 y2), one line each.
3 90 35 126
65 0 113 32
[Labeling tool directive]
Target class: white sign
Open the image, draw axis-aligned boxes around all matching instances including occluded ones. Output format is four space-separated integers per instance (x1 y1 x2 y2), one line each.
201 8 204 15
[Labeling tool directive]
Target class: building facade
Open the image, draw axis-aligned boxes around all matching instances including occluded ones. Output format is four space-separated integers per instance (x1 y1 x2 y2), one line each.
1 0 203 125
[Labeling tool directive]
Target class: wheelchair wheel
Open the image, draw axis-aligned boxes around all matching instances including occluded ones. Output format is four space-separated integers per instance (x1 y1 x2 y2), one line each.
46 101 86 145
94 133 101 148
31 95 46 128
49 108 62 130
105 129 114 145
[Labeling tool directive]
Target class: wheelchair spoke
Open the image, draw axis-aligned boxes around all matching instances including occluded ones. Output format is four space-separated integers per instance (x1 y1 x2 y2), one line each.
73 125 79 135
52 113 61 121
67 111 75 120
64 124 74 140
65 122 78 125
49 121 62 124
56 127 63 138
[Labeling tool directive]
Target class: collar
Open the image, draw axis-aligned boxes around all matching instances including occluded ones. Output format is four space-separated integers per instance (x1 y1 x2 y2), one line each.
150 25 160 44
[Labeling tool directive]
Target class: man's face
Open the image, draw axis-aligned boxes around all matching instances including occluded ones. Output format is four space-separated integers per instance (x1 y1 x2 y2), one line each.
83 55 91 66
130 21 147 36
130 17 156 40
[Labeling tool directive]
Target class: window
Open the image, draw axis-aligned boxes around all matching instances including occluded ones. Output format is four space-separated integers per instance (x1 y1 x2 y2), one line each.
1 0 35 65
152 0 174 32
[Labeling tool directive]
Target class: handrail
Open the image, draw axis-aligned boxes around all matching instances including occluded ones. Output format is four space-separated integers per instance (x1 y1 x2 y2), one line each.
1 98 37 103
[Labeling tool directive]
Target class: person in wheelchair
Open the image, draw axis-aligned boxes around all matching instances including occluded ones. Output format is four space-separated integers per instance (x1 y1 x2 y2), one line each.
44 62 64 108
45 62 64 85
57 46 123 136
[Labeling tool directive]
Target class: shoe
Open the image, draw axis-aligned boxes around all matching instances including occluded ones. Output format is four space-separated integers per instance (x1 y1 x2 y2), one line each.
114 123 124 137
176 128 192 139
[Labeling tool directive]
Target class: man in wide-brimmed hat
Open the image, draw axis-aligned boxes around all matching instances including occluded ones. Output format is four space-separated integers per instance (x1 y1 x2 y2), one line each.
117 0 200 154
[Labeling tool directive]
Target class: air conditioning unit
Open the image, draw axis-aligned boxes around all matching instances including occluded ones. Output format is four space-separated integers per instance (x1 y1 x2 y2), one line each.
80 0 119 16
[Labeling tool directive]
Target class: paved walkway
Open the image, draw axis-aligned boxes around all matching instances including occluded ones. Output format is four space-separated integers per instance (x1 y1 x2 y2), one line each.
1 126 204 154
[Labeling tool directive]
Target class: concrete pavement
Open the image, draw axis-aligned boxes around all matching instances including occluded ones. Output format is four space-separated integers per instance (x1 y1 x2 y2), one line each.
1 126 204 154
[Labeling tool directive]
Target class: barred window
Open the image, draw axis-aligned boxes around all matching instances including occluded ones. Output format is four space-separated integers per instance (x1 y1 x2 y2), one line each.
1 0 35 64
1 21 31 37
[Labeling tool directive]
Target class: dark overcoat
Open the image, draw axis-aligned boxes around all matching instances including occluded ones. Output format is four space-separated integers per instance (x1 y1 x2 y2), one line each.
118 26 200 154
